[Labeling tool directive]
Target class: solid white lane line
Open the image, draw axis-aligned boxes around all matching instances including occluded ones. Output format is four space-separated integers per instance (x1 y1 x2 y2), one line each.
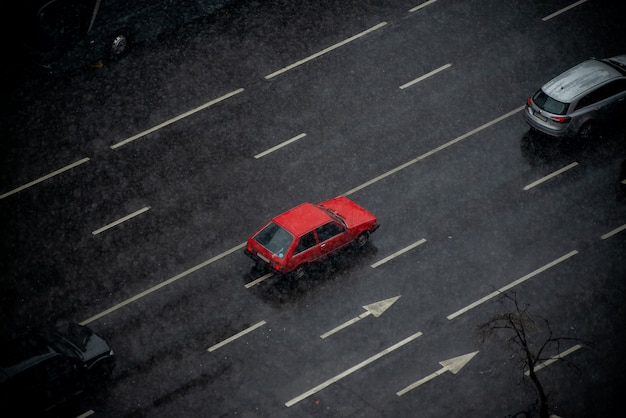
0 157 90 200
400 64 451 89
80 242 247 325
601 224 626 240
110 88 245 149
343 106 525 196
523 162 579 190
525 344 583 375
447 250 579 320
542 0 590 21
409 0 439 13
245 273 274 288
254 133 307 159
208 320 267 352
371 239 427 268
285 331 423 407
264 22 387 80
75 410 95 418
92 206 151 235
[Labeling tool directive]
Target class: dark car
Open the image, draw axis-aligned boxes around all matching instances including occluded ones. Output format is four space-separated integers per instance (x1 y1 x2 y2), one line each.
0 323 115 414
245 196 379 279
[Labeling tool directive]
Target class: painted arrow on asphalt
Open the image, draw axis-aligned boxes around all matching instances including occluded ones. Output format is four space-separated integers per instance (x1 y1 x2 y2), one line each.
396 351 479 396
320 296 401 339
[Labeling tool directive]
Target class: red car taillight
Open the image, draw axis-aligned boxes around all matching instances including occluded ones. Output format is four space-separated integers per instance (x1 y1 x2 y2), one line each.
549 115 571 123
526 97 532 107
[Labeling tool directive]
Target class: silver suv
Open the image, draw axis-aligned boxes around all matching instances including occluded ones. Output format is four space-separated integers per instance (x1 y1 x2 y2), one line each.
524 55 626 140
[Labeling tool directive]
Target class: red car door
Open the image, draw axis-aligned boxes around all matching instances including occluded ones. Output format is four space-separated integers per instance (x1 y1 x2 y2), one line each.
315 222 350 258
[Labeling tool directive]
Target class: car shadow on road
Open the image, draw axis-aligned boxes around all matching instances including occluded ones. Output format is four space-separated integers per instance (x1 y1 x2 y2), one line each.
244 244 379 307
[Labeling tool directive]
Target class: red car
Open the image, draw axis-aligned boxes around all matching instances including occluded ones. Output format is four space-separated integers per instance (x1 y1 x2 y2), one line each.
245 196 379 278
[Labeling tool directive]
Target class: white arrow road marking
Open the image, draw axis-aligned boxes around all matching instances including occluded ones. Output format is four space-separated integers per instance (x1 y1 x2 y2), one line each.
320 296 401 339
208 320 267 352
285 331 423 407
525 344 583 375
396 351 479 396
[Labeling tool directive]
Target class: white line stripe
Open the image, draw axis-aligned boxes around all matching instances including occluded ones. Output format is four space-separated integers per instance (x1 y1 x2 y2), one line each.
409 0 439 13
525 344 583 375
245 273 274 288
264 22 387 80
0 157 90 200
92 206 151 235
523 162 579 190
601 224 626 240
343 106 524 196
75 410 95 418
254 133 307 159
447 250 578 320
400 64 451 89
285 331 423 407
371 239 427 268
542 0 590 21
208 320 267 352
110 88 244 149
80 242 247 325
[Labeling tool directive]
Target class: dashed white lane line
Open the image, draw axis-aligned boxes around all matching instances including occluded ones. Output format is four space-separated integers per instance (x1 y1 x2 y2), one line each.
601 224 626 240
542 0 591 21
409 0 439 13
400 64 452 90
264 22 387 80
447 250 579 320
523 162 579 190
80 242 247 325
0 157 90 200
285 331 423 407
92 206 151 235
254 133 307 159
245 272 274 288
525 344 583 375
343 106 525 196
371 238 427 268
208 320 267 352
110 88 245 149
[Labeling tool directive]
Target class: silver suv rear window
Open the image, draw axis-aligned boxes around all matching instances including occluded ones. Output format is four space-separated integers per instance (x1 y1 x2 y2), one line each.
533 90 568 115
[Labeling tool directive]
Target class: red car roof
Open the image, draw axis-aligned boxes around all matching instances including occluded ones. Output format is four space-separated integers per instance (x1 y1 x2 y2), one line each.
272 203 331 236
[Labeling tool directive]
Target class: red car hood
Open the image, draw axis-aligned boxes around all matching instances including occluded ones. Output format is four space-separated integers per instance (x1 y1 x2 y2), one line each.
319 196 377 228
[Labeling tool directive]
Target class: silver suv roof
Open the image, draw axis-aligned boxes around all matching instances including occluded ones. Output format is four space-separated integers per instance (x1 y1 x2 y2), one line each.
542 58 624 103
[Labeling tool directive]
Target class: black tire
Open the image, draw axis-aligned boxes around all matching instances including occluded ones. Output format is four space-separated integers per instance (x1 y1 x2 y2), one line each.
577 121 596 142
109 32 129 59
355 231 370 249
292 264 307 280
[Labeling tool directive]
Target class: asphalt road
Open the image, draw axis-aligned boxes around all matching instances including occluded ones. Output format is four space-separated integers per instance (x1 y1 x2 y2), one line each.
1 0 625 417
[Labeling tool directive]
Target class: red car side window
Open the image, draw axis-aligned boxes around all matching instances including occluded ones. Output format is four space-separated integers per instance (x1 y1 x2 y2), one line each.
316 222 345 243
294 231 317 255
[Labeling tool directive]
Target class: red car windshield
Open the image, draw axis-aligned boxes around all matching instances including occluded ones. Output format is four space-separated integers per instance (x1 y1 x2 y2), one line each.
253 222 294 258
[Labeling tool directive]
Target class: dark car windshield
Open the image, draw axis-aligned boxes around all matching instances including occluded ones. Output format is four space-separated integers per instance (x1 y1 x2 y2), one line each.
254 222 294 258
533 90 569 115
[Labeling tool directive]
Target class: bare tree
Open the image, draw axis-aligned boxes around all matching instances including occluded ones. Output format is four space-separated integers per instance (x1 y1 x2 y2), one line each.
478 292 589 418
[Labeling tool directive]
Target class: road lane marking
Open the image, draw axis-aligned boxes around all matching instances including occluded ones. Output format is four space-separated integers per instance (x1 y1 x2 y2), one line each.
208 320 267 352
343 106 525 196
601 224 626 240
254 133 307 159
542 0 590 21
76 410 95 418
523 162 579 190
110 88 245 149
400 64 451 89
447 250 579 320
80 242 247 325
92 206 151 235
0 157 90 200
245 272 274 288
285 331 423 407
371 239 427 268
264 22 387 80
409 0 439 13
525 344 583 375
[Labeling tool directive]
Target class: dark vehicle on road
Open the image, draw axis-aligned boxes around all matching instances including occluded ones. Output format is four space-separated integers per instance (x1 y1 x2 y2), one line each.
16 0 233 73
0 322 115 414
524 54 626 141
246 196 379 279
